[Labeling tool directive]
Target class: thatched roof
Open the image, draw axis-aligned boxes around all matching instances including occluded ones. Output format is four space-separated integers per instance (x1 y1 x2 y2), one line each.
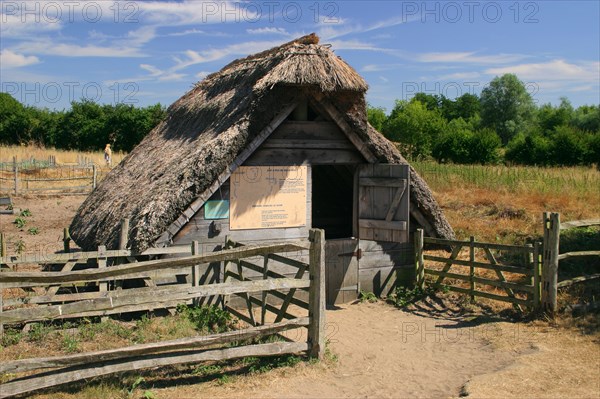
70 34 454 251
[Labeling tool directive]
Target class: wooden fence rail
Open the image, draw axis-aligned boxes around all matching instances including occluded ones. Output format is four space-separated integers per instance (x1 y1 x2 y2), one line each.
415 229 541 312
543 214 600 313
0 229 326 398
0 164 101 195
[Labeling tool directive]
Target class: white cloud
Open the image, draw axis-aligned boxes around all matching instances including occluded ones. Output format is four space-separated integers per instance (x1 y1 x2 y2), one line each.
246 27 289 35
363 63 404 72
166 28 206 37
171 40 282 71
137 0 252 26
435 72 482 80
13 41 145 58
485 60 600 82
0 13 62 38
414 52 526 65
0 49 40 68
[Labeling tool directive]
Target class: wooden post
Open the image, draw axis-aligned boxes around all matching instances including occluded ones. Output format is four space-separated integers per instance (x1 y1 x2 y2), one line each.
97 245 108 321
261 255 269 325
92 164 97 190
542 212 560 314
0 232 6 258
533 241 542 310
414 229 424 290
13 164 18 195
308 228 325 360
469 236 475 301
63 228 71 253
119 218 130 251
191 241 200 306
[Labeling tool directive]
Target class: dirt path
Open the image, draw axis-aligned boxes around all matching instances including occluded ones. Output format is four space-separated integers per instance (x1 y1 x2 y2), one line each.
162 302 526 399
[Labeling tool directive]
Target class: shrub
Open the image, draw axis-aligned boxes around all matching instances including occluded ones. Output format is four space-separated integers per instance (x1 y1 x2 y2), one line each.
176 304 236 333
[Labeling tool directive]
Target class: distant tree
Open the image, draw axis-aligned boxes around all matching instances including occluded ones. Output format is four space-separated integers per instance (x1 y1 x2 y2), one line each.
382 100 446 159
453 93 480 121
550 125 589 166
571 104 600 133
367 105 387 131
412 93 440 111
505 133 551 166
480 74 535 145
537 97 573 133
0 93 31 145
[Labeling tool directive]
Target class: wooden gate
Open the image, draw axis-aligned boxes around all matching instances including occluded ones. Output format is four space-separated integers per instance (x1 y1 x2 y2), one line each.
325 238 359 305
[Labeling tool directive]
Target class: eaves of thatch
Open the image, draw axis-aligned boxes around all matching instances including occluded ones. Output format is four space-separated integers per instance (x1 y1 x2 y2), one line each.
70 34 454 252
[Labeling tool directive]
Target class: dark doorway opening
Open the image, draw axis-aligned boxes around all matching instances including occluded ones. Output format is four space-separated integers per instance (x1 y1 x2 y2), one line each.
312 165 356 239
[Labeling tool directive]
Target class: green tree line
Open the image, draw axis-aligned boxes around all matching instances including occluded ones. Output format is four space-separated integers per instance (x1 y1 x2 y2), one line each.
0 93 166 152
369 74 600 166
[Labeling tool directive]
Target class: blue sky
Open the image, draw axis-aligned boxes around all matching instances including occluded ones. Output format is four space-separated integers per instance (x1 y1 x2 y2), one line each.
1 0 599 111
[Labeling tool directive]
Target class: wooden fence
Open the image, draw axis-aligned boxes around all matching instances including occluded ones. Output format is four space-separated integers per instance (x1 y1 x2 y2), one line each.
543 213 600 312
0 164 100 195
416 213 600 313
0 229 325 398
415 229 540 312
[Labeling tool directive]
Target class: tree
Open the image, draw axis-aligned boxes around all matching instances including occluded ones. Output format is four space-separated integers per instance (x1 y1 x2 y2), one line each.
480 74 535 145
0 93 31 145
367 105 387 131
382 100 446 159
537 97 573 133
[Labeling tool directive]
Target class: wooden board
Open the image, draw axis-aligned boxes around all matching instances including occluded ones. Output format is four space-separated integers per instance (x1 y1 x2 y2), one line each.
325 238 359 305
357 164 410 243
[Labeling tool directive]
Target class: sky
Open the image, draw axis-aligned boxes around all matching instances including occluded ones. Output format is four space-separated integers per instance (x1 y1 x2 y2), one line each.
1 0 599 112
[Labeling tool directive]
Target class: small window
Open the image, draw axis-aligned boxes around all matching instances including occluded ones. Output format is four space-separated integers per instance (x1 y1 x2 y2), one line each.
204 200 230 219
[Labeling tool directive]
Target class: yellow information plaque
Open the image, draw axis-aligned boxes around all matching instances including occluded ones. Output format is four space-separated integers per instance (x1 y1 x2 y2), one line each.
230 166 307 230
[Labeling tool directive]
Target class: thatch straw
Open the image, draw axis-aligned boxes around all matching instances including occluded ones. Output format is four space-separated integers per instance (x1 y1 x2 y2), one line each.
70 34 453 252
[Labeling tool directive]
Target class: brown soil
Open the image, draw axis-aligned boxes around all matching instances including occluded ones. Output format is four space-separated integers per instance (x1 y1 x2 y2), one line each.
0 195 85 259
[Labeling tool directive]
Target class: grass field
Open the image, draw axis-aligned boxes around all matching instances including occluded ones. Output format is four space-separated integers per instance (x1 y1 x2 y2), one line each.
0 145 127 167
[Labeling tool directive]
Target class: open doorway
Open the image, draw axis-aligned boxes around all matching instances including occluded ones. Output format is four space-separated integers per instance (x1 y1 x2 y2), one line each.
311 165 356 239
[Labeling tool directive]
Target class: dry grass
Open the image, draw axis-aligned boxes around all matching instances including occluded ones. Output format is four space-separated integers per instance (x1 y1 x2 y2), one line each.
0 145 127 166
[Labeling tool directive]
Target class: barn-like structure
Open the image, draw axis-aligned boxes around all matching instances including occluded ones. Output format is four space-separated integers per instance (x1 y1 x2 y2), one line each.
70 34 454 305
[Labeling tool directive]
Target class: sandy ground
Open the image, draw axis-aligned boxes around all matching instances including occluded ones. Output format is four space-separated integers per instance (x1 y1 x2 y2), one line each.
0 195 85 259
2 196 599 398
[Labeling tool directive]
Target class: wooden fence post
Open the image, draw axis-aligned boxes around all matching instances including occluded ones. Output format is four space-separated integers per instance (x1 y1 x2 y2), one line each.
308 229 325 360
13 164 18 195
533 241 542 310
92 164 97 190
191 241 200 306
63 228 71 253
119 218 130 251
414 228 424 290
0 232 6 258
542 212 560 314
469 236 475 301
97 245 108 322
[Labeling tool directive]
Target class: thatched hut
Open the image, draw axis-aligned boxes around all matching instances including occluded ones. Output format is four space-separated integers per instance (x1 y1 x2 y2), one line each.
70 34 454 305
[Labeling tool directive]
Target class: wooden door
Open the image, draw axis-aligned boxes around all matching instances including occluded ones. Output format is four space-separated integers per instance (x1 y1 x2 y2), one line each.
325 238 359 306
356 164 411 296
357 164 410 242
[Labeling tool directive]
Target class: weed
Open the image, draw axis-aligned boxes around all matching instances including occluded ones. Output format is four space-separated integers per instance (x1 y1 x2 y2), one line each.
79 318 132 341
14 239 25 254
1 328 23 347
19 209 32 217
176 304 236 333
142 390 157 399
27 226 40 235
125 376 145 397
62 333 80 353
28 323 53 342
13 217 26 229
387 286 438 308
193 364 223 376
359 290 378 303
217 374 232 385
